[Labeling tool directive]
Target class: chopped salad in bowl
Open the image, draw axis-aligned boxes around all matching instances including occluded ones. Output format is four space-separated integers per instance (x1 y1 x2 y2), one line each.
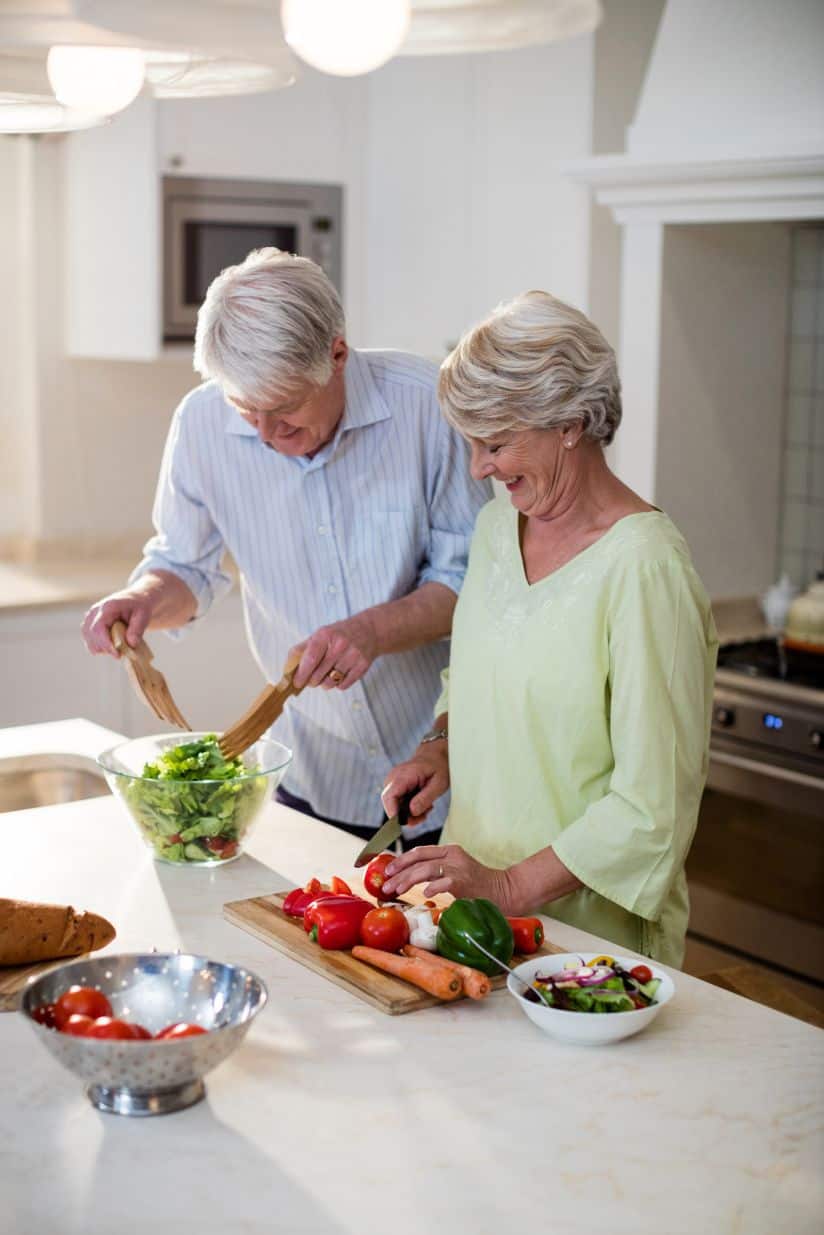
507 953 675 1045
98 733 291 865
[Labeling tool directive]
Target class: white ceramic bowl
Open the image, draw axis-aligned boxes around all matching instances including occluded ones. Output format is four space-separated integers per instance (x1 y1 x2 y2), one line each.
507 953 675 1045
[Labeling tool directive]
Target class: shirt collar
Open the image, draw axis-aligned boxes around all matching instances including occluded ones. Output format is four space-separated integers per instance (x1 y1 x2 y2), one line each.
223 348 391 441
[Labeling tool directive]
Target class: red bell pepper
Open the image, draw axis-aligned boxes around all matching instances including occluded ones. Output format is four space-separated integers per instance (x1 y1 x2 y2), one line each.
507 916 544 954
304 895 372 950
283 879 337 920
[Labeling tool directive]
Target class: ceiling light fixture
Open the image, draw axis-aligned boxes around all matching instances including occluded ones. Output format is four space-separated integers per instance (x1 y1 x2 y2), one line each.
281 0 411 76
401 0 603 56
46 44 145 116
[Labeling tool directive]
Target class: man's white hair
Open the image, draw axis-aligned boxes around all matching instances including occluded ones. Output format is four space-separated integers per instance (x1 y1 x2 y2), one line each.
194 247 346 405
439 290 622 445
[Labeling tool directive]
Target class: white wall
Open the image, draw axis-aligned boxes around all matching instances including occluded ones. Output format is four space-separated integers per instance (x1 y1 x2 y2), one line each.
655 223 791 596
363 37 595 358
629 0 824 159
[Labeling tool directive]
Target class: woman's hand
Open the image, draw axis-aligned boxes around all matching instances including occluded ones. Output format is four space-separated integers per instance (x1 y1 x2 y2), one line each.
380 843 520 911
291 613 379 691
382 744 450 826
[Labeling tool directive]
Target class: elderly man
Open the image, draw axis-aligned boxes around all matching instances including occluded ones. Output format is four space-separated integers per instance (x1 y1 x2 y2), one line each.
82 248 490 842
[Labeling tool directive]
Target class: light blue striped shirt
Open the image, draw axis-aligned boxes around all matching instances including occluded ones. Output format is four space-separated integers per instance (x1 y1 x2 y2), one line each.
133 349 491 833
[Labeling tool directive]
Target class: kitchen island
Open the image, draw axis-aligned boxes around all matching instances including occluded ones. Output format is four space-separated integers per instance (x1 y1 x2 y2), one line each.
1 722 822 1235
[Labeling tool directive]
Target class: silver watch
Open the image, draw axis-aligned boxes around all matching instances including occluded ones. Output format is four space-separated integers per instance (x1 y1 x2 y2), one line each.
420 725 448 745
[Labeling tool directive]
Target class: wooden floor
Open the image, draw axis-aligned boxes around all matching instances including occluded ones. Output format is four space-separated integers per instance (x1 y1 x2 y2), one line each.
684 936 824 1028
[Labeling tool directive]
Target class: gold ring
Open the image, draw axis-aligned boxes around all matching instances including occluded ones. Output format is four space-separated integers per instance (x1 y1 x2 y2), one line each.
438 864 444 878
328 668 344 685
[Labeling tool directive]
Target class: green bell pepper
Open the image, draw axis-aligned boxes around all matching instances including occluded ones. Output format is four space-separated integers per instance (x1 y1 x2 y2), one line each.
436 898 514 976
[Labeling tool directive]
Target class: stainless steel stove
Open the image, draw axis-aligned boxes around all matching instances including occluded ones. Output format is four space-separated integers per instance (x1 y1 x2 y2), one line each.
710 638 824 816
686 637 824 991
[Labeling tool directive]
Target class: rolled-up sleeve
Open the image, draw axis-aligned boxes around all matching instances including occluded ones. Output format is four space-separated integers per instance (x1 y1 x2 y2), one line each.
552 560 716 922
130 399 233 629
419 413 491 595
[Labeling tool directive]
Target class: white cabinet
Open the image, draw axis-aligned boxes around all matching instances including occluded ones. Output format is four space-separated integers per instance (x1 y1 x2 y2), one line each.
0 592 266 739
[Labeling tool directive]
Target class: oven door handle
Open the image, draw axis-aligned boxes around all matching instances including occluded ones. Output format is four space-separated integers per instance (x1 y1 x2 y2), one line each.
710 749 824 792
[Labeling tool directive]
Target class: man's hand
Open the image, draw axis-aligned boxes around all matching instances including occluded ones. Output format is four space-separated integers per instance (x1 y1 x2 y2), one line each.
82 590 155 656
81 571 197 656
290 613 379 691
381 741 450 826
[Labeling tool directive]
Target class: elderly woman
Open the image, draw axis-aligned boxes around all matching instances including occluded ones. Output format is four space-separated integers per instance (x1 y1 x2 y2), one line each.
380 291 718 967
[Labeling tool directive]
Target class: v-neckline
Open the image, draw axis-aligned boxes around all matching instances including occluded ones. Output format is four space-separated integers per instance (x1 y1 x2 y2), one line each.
513 507 663 591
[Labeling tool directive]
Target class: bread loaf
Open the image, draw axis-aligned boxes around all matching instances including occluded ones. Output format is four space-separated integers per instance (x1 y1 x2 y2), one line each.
0 898 116 967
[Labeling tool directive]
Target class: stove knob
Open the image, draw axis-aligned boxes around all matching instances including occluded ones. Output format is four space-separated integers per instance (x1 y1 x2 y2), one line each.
811 730 823 751
714 706 735 728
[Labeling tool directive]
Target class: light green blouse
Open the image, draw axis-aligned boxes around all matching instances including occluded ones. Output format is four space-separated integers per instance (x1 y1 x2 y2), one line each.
437 502 718 968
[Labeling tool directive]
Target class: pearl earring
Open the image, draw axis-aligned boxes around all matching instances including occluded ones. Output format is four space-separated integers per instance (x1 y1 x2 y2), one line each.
563 439 573 449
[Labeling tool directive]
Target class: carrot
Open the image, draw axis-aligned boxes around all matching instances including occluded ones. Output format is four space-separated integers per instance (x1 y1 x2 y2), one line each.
351 946 462 1001
430 907 443 925
402 945 491 1000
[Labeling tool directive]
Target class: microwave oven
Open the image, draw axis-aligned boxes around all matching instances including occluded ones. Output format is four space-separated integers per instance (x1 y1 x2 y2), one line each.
162 175 343 342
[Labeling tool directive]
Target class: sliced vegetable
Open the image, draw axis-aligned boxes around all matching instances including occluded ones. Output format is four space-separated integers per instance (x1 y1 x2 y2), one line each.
529 957 661 1014
351 946 463 1000
506 916 544 955
282 881 337 920
437 898 514 977
330 876 352 896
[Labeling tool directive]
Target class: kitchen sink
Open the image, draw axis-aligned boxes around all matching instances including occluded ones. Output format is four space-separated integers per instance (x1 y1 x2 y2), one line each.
0 753 110 813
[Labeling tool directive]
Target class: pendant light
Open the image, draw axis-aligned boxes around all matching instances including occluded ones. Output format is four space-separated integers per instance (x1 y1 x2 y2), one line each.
281 0 411 77
46 44 145 116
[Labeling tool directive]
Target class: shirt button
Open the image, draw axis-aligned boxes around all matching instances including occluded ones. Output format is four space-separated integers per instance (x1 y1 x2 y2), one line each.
352 701 363 711
327 584 337 594
367 746 378 757
317 524 327 534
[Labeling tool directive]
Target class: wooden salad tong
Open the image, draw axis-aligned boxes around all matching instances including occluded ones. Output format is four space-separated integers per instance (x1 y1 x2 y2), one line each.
110 620 191 731
218 650 303 760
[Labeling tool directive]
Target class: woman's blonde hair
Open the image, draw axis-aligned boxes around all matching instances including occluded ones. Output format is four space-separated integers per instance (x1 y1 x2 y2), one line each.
438 290 622 445
194 248 345 404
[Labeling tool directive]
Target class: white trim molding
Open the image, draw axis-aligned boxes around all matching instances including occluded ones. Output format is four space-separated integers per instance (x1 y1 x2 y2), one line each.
564 153 824 225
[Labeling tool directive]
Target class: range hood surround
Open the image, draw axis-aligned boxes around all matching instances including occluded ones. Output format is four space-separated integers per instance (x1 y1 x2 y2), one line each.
568 1 824 509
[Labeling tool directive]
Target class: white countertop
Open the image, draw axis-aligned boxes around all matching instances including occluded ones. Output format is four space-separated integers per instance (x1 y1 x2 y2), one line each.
1 721 823 1235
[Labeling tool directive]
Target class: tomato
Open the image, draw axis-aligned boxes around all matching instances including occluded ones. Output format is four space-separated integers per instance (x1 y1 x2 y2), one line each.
31 1003 59 1029
363 853 394 901
330 875 352 896
630 964 653 985
360 906 409 952
55 985 112 1027
62 1014 95 1036
154 1022 207 1040
206 836 238 858
86 1017 150 1040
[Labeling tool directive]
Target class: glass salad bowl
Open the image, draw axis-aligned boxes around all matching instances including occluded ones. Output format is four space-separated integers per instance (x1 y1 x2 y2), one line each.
98 732 291 866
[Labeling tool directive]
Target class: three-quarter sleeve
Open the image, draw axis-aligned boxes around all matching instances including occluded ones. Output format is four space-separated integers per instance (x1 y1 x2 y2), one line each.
130 398 233 629
551 558 716 922
418 412 490 596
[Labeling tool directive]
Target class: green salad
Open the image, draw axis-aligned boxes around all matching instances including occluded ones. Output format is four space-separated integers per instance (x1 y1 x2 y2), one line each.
123 735 267 864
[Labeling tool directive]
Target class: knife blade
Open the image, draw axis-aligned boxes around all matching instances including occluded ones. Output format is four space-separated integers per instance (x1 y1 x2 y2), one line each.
353 792 413 868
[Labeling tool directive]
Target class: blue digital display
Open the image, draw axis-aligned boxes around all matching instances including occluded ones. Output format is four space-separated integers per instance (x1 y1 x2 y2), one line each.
763 713 784 731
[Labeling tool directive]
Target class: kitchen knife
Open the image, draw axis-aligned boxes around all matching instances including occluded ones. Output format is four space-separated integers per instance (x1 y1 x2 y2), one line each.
353 791 413 868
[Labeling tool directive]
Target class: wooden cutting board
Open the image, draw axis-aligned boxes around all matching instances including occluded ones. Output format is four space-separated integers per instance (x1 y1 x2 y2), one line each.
0 957 68 1012
223 891 565 1015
